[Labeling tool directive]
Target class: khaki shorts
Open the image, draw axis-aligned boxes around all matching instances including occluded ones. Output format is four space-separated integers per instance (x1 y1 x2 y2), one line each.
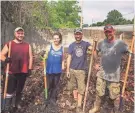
96 77 120 100
67 68 86 95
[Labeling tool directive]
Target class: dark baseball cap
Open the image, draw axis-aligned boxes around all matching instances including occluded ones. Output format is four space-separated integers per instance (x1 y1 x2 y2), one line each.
14 27 24 32
104 24 114 31
74 28 82 34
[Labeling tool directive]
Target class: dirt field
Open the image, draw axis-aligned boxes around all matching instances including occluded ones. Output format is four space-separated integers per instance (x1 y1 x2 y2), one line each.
14 45 134 113
1 35 134 113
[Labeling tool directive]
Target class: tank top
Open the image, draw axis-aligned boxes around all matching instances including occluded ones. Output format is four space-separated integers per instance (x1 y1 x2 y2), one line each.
7 41 29 74
46 44 63 74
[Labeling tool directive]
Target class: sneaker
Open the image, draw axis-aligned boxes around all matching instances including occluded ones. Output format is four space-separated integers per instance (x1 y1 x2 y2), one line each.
89 107 100 113
17 104 21 109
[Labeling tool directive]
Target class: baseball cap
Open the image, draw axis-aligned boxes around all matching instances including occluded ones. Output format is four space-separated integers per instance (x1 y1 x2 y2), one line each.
14 27 24 32
104 24 114 31
74 28 82 34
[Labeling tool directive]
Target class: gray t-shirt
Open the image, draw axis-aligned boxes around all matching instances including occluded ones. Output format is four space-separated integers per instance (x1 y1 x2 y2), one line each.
68 40 91 70
97 39 128 82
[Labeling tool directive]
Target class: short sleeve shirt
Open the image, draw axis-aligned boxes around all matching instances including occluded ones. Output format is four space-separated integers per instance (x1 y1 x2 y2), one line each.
97 39 128 82
68 40 91 70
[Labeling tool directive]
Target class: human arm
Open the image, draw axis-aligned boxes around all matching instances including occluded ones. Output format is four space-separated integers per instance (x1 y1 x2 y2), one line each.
66 44 73 78
66 54 71 78
62 46 65 71
27 45 33 76
44 45 50 60
93 41 101 70
62 61 65 70
0 44 9 61
120 40 134 55
0 43 12 64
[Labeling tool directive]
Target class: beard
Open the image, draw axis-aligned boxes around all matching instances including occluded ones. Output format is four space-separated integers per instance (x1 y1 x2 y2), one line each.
106 34 114 41
15 37 23 42
75 37 82 42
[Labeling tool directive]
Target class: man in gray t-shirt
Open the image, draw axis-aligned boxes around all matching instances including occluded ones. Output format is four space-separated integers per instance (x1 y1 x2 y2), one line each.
97 38 128 82
89 24 129 113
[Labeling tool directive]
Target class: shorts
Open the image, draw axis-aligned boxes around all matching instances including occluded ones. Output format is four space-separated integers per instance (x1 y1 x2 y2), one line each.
96 77 120 100
67 68 86 95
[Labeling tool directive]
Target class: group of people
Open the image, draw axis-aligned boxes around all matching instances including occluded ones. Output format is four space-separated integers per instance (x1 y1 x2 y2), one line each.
0 24 131 113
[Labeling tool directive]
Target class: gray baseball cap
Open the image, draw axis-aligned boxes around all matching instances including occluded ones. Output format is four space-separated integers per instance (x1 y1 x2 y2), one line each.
14 27 24 32
74 28 82 34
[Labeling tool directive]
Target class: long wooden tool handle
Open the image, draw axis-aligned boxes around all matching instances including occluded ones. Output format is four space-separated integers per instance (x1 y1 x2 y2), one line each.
4 42 11 98
83 40 96 112
44 59 48 99
121 34 134 97
44 76 47 99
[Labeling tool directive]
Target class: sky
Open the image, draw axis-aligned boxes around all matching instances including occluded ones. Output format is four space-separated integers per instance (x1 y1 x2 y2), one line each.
78 0 134 25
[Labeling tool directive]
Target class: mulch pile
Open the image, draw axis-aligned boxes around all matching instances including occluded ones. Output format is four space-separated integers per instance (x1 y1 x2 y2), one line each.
1 52 134 113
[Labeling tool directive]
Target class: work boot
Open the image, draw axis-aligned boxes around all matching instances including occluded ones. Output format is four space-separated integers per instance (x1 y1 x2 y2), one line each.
89 106 100 113
103 98 115 113
108 98 114 108
11 95 19 112
89 96 102 113
2 98 12 113
76 106 84 113
113 101 121 113
13 94 22 110
70 100 77 109
11 95 16 107
109 108 121 113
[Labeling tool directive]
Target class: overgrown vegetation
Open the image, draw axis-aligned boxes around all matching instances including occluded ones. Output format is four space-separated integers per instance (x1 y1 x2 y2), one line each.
2 1 133 29
1 1 81 29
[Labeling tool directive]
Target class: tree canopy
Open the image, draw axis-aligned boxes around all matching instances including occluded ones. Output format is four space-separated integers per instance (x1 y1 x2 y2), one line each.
2 2 132 29
90 9 133 27
1 1 81 29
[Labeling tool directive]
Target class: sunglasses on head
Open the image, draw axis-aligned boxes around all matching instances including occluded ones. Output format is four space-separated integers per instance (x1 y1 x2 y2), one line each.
104 30 113 33
104 25 113 30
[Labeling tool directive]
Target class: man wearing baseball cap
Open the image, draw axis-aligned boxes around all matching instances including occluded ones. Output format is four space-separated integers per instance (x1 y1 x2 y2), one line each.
89 24 130 113
0 27 33 112
67 28 92 112
14 27 24 32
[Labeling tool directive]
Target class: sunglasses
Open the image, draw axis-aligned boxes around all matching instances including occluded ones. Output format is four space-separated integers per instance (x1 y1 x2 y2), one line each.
104 30 113 33
104 25 113 30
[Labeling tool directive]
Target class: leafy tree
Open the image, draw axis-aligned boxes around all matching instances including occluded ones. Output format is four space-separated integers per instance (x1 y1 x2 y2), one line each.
30 1 49 29
96 22 103 26
90 9 133 26
47 0 81 29
2 1 81 30
106 9 123 25
82 24 89 27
